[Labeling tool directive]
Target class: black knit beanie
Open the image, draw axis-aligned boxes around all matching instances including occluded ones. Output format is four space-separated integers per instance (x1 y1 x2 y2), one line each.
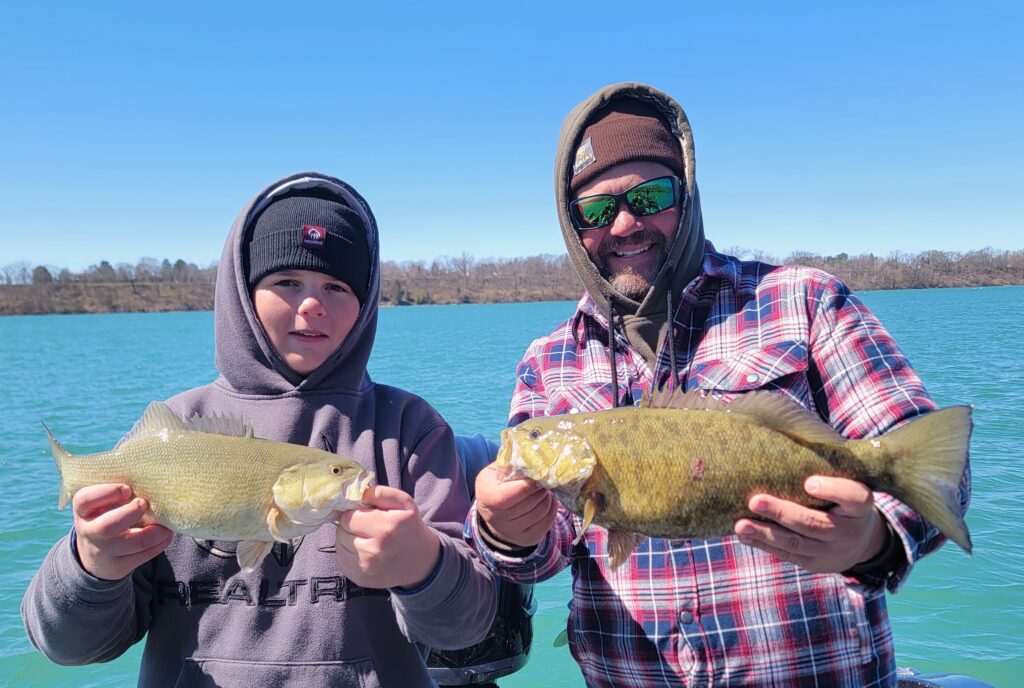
570 99 684 197
245 192 369 303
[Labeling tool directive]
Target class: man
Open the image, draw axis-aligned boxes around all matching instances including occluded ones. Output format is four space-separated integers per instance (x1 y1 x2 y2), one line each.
470 82 971 687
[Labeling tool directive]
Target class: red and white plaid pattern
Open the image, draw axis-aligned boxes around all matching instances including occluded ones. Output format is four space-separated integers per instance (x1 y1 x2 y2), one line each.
470 243 970 688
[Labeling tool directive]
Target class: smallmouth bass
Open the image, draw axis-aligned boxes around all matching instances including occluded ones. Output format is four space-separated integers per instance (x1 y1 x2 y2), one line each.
497 390 972 568
44 401 374 572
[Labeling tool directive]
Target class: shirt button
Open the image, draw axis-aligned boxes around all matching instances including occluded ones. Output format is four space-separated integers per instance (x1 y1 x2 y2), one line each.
679 610 694 624
745 373 760 383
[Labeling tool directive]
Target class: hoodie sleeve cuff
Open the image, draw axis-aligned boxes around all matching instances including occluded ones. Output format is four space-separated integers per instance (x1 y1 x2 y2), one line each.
54 530 134 604
390 546 445 596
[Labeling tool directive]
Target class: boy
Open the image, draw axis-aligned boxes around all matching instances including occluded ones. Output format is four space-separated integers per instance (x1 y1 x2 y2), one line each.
22 171 496 687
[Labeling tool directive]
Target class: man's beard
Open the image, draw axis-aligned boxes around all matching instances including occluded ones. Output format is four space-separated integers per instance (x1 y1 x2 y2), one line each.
595 229 667 301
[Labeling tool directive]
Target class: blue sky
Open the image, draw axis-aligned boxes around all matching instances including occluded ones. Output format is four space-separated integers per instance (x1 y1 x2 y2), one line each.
1 2 1021 273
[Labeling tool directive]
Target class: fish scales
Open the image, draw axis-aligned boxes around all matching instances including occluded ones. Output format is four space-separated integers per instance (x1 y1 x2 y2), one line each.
60 433 334 540
497 389 972 567
557 407 868 539
44 401 374 571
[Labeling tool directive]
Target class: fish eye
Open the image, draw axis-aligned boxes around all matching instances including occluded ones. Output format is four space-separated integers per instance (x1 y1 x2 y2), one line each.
528 428 541 440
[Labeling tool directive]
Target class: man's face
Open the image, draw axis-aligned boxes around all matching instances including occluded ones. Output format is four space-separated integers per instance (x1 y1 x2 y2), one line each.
574 161 680 301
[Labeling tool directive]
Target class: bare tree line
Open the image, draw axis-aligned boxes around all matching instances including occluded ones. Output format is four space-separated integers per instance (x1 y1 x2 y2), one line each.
2 248 1023 315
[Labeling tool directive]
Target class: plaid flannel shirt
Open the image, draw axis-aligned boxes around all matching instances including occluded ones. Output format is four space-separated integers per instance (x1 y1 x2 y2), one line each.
469 244 970 688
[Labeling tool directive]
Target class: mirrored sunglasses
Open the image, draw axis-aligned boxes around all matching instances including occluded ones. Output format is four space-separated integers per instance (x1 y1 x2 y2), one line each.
570 176 682 231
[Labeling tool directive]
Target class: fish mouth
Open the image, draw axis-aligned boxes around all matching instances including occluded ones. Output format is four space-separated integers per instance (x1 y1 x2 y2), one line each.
494 432 518 481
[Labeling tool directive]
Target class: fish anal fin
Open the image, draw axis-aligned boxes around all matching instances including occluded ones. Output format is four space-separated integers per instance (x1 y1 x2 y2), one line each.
607 530 643 569
236 540 274 573
57 486 69 510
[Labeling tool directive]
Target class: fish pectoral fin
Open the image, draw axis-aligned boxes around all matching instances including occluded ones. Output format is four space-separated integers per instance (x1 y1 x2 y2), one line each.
572 491 604 546
236 540 274 573
607 530 643 570
266 506 307 541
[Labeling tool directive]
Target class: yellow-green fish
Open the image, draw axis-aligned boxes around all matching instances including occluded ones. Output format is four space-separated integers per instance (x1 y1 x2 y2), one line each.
44 401 374 572
497 390 972 568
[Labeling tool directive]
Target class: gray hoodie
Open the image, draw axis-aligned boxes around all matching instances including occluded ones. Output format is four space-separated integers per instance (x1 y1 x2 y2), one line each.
22 172 496 687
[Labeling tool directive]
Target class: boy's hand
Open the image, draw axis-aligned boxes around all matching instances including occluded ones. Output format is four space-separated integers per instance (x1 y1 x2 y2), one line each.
72 484 174 581
734 476 889 573
474 463 558 548
333 486 441 590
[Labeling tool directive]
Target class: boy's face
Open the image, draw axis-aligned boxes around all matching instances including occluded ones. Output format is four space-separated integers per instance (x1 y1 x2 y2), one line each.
251 269 360 376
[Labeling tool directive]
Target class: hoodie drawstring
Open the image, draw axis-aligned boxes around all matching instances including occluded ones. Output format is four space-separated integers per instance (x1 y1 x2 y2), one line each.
667 288 678 384
608 298 619 408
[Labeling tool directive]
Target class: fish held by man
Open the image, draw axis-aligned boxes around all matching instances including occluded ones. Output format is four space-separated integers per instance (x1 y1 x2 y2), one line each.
496 389 972 568
43 401 375 572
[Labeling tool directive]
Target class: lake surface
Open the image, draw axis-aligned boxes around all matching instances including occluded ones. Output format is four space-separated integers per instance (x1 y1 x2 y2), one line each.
1 286 1021 687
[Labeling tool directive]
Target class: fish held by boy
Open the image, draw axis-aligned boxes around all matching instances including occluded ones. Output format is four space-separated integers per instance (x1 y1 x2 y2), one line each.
496 389 972 568
43 401 375 572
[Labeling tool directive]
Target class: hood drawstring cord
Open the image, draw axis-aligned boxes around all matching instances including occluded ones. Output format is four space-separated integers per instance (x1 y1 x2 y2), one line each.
608 298 620 408
667 288 678 384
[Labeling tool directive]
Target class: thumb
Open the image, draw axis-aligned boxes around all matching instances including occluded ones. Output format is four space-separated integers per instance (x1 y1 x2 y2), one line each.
361 485 416 512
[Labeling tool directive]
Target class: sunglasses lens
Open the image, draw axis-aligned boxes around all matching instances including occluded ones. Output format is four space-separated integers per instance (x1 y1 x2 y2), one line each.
571 176 680 230
573 197 618 229
626 178 676 216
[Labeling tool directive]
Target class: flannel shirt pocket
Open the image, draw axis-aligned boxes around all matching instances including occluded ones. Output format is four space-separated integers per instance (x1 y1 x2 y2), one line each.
690 340 811 401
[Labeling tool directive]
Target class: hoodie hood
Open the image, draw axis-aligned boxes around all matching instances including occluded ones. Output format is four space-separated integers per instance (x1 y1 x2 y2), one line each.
214 171 380 396
555 82 706 368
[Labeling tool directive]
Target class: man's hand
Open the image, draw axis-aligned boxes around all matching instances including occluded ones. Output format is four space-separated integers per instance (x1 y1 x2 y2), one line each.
734 476 890 573
72 484 174 581
474 463 558 548
334 486 441 590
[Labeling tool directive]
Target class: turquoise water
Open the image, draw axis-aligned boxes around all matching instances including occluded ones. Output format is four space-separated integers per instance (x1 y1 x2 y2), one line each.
0 287 1021 687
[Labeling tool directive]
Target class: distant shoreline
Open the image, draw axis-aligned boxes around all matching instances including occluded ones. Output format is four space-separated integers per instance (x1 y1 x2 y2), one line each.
2 279 1023 317
3 248 1022 316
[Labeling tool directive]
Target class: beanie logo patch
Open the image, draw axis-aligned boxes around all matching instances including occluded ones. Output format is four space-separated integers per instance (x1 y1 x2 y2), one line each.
301 225 327 250
573 137 596 176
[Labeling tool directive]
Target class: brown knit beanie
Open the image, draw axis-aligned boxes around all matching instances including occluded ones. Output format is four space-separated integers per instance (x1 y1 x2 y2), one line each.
245 191 369 303
570 99 684 196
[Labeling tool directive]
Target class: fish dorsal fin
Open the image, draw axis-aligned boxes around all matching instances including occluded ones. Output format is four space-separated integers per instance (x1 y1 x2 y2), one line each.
643 387 721 410
645 388 844 445
724 391 845 445
114 401 189 449
114 401 254 450
182 411 254 438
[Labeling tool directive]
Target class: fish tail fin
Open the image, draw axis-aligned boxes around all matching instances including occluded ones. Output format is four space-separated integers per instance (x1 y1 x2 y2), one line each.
876 405 973 554
41 421 72 510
